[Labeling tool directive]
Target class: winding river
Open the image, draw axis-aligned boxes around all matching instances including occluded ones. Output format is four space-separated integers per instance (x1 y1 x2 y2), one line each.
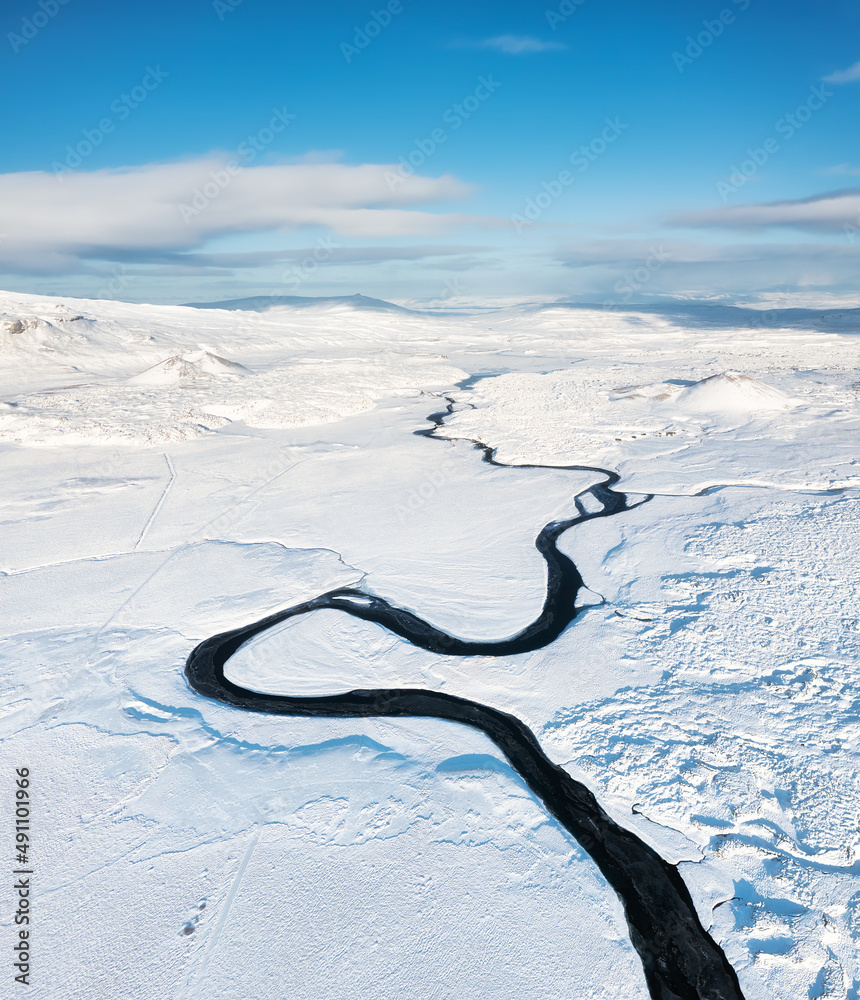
185 392 746 1000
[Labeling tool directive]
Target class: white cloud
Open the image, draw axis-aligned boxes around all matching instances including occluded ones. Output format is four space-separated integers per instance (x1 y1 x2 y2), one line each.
552 237 860 299
822 60 860 84
822 163 860 176
477 35 567 54
667 190 860 233
0 157 492 275
109 245 492 270
556 238 860 267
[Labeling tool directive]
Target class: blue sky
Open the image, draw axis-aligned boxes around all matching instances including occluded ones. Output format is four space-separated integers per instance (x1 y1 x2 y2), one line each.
1 0 859 304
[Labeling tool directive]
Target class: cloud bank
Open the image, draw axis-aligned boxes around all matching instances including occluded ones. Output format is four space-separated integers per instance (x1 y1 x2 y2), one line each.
550 237 860 299
0 158 488 275
667 189 860 233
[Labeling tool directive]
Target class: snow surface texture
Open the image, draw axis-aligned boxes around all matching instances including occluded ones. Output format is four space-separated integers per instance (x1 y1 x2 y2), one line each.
441 366 860 494
0 296 464 445
1 289 859 999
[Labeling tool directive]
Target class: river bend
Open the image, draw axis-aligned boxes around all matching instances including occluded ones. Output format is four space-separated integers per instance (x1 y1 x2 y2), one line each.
185 393 746 1000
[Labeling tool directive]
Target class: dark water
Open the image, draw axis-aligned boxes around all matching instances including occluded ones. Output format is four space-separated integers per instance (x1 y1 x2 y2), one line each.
184 395 746 1000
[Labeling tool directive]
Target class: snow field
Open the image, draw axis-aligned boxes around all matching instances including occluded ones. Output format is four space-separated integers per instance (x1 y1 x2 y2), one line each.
2 289 860 998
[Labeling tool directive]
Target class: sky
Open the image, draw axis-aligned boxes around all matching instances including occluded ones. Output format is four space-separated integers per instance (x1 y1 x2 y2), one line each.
1 0 859 305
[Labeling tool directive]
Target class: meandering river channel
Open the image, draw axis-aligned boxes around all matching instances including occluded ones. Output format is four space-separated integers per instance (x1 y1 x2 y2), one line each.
185 392 746 1000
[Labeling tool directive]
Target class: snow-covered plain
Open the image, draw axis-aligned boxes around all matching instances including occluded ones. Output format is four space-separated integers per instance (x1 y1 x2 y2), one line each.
1 289 859 999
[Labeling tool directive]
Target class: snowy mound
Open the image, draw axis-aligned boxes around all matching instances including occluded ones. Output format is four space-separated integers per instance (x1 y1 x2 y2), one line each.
126 352 250 385
612 372 795 414
126 356 208 385
2 315 58 344
674 371 794 414
2 316 51 336
187 350 252 376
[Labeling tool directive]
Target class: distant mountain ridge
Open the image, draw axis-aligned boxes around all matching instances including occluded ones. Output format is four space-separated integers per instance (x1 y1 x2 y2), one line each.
182 293 418 314
543 300 860 332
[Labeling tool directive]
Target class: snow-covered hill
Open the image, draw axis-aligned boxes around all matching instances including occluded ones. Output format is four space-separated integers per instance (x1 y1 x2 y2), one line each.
1 289 859 1000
